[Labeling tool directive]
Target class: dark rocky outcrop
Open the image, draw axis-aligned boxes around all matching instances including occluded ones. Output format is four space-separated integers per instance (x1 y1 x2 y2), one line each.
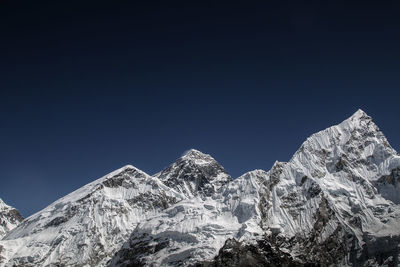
194 238 314 267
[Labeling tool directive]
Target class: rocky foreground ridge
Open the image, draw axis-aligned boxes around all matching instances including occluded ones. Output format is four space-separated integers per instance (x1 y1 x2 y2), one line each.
1 109 400 266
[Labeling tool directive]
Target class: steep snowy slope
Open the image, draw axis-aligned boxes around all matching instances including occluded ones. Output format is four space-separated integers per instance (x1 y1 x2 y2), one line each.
204 109 400 266
284 109 400 234
108 170 267 266
110 110 400 266
155 149 232 198
0 166 184 267
0 199 23 239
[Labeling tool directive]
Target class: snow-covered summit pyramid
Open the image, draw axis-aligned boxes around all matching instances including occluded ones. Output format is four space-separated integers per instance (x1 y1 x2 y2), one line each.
242 109 400 265
0 165 184 267
155 149 232 198
0 199 23 239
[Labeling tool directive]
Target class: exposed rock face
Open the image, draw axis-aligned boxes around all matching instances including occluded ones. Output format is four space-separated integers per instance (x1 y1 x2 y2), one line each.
2 109 400 267
155 149 232 198
194 238 308 267
0 199 23 239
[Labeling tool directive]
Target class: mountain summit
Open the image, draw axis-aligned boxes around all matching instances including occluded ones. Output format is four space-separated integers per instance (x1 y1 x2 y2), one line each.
155 149 232 198
1 110 400 267
182 148 214 161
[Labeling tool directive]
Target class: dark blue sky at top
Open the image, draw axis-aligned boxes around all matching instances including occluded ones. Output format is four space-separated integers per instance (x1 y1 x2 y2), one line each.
1 1 399 217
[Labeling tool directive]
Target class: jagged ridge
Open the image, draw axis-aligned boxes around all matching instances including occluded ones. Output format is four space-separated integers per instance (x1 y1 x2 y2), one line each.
1 109 400 267
109 109 400 266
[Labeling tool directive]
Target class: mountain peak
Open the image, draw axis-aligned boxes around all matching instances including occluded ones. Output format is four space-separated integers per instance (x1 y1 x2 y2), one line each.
347 108 371 122
156 150 232 197
336 108 381 136
291 108 394 166
103 164 142 179
182 148 204 157
180 149 215 164
353 108 367 117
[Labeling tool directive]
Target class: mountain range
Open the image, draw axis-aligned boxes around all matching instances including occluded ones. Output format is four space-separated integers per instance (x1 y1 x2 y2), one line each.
0 109 399 266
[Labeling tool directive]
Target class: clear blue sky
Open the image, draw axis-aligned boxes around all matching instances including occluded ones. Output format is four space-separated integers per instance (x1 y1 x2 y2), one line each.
1 1 399 217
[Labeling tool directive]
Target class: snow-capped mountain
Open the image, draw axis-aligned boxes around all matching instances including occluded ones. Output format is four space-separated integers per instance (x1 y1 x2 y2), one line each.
108 169 267 266
0 199 23 239
239 109 400 266
155 149 232 198
0 166 184 266
109 110 400 266
1 109 400 267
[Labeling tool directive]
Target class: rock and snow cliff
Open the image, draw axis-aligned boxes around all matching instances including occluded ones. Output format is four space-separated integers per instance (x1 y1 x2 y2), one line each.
0 166 184 266
155 149 232 198
0 199 23 239
1 109 400 266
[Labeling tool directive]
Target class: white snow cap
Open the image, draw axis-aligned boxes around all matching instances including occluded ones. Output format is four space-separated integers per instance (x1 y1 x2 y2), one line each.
348 108 370 120
182 148 205 157
181 149 215 163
